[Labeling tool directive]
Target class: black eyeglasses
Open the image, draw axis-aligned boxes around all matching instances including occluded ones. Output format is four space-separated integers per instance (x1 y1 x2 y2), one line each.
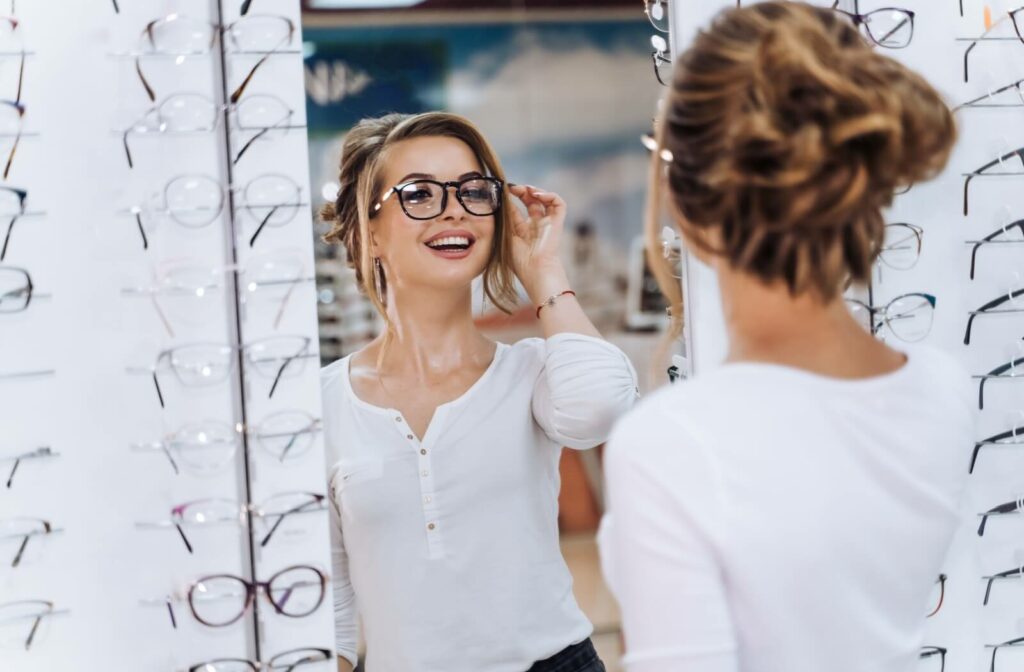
847 293 936 342
645 0 668 33
651 34 671 86
830 1 915 49
963 7 1024 82
920 646 947 672
988 635 1024 672
971 426 1024 473
134 14 296 105
954 78 1024 112
983 566 1023 606
0 264 49 313
977 497 1022 536
964 288 1024 344
968 219 1024 279
963 147 1024 216
0 517 60 567
374 176 503 221
975 352 1024 409
1 446 56 489
188 647 332 672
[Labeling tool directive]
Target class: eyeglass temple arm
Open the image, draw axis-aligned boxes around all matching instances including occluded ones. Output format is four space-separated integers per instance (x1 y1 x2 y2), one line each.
159 443 180 475
111 0 119 13
24 614 41 650
11 534 29 567
174 523 194 554
135 57 157 103
134 210 149 250
152 371 166 408
0 216 18 261
259 497 323 547
979 377 988 409
123 129 135 169
6 458 19 488
278 422 317 461
241 0 254 15
267 350 304 399
249 205 277 247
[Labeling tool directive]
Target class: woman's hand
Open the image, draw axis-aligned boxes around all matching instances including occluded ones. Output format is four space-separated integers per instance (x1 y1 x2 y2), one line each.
508 184 569 301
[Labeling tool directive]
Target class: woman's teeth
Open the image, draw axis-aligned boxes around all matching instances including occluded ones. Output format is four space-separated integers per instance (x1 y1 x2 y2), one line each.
426 236 472 250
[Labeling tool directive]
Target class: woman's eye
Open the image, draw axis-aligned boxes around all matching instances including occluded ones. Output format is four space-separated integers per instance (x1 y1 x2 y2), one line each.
462 188 489 200
405 189 434 202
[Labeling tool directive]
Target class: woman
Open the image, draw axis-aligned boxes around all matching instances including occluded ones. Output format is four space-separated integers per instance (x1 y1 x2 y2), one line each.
600 3 971 671
319 111 637 672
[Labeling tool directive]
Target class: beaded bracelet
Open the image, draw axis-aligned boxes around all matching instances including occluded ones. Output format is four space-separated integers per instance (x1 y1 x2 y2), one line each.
535 290 577 319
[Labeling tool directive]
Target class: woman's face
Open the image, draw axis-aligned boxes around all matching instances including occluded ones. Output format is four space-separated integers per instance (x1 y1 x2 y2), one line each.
370 135 497 295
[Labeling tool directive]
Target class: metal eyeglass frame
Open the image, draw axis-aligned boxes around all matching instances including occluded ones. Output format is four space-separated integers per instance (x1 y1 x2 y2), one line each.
970 425 1024 473
139 492 326 554
846 292 936 341
954 78 1024 112
121 92 300 169
187 647 332 672
0 263 50 313
0 599 69 651
134 13 296 105
0 518 62 567
373 176 504 221
0 446 56 489
983 566 1023 606
964 287 1024 345
977 497 1023 536
829 1 916 49
962 146 1024 216
962 7 1024 83
968 218 1024 280
975 351 1024 410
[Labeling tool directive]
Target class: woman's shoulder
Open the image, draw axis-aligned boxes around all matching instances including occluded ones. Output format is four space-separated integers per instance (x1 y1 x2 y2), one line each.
320 354 353 397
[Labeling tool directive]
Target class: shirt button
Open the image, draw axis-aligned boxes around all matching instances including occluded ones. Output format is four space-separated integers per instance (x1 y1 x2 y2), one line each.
424 495 432 504
427 523 436 530
395 417 402 422
421 470 429 477
406 434 414 440
420 448 427 455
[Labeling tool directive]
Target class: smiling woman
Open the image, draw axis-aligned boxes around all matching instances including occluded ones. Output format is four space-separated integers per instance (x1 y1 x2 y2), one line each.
317 111 639 672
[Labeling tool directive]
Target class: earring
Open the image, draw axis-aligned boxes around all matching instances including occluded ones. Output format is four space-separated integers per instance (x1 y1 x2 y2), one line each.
373 257 385 303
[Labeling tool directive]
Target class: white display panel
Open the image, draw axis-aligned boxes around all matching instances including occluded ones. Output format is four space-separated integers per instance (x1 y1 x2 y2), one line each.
0 1 334 670
670 1 1024 670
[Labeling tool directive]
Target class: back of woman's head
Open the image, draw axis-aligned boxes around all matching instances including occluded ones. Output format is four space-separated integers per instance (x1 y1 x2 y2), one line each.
652 1 955 309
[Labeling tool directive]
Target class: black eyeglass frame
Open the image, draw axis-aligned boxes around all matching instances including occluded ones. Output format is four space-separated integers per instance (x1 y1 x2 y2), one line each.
964 287 1024 345
373 176 505 221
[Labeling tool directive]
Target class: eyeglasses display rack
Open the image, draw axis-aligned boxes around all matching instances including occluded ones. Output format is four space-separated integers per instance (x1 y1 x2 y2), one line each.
670 1 1024 670
0 1 334 669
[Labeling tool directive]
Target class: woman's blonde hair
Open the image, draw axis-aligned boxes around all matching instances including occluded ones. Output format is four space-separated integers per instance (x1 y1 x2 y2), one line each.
320 112 519 337
647 1 956 341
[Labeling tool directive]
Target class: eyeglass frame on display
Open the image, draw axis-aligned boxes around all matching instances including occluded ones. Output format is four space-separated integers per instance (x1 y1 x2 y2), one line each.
186 646 333 672
651 33 671 86
919 646 946 672
961 6 1024 83
829 1 915 49
983 565 1024 606
962 146 1024 216
0 446 56 489
845 292 936 342
147 564 328 629
987 635 1024 672
954 78 1024 112
373 175 505 221
132 13 297 105
121 92 303 169
0 517 62 567
974 351 1024 409
128 335 317 409
124 173 307 251
968 218 1024 279
131 411 323 476
964 287 1024 345
644 0 668 33
0 264 51 314
970 425 1024 473
137 492 326 554
977 497 1023 536
0 599 69 651
927 573 946 618
878 222 923 272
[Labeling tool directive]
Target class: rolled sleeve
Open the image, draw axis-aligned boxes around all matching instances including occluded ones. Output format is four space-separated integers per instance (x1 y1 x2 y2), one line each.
531 333 640 449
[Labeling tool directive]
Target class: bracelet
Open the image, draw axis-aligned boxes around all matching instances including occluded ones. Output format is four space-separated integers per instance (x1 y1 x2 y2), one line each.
535 290 577 319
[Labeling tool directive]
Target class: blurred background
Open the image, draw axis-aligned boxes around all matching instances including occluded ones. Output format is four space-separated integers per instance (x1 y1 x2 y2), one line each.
300 1 670 666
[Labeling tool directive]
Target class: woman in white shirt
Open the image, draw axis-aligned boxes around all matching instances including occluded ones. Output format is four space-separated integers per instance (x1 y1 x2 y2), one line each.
600 3 971 672
318 111 638 672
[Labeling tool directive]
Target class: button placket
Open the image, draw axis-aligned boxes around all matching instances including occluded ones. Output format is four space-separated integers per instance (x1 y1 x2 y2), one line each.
393 413 445 558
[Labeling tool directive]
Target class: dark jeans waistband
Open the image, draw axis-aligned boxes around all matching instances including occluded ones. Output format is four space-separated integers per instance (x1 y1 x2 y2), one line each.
526 638 603 672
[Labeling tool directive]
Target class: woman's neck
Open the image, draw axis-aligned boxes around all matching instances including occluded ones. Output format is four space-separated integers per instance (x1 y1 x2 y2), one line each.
371 284 493 379
719 268 904 378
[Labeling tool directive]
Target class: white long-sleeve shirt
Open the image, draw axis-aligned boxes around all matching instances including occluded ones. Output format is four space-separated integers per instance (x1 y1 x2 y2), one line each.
322 333 639 672
599 346 972 672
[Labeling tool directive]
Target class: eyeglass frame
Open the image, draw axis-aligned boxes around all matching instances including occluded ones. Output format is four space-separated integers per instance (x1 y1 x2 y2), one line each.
988 635 1024 672
122 92 301 169
968 218 1024 280
983 566 1023 606
954 78 1024 112
962 146 1024 216
975 352 1024 410
373 176 505 221
0 517 61 568
830 2 916 49
977 497 1023 536
0 599 69 651
846 292 936 341
919 646 946 672
1 446 56 489
878 222 923 270
187 646 332 672
0 263 49 313
0 185 26 261
927 573 946 618
183 564 328 628
970 425 1024 474
644 0 668 33
134 13 296 105
964 287 1024 345
963 7 1024 83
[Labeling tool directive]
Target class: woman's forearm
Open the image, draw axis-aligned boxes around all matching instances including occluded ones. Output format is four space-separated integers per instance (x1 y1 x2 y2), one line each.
337 656 354 672
527 263 602 339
